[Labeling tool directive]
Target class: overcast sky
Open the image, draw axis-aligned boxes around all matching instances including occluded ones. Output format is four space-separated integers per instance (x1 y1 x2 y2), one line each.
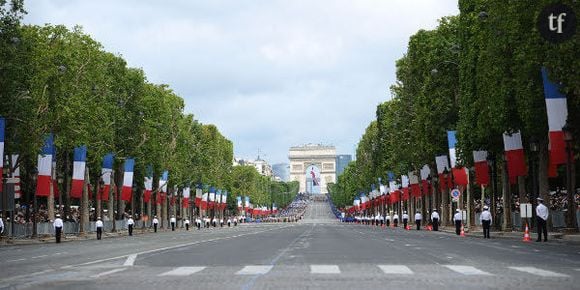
24 0 458 164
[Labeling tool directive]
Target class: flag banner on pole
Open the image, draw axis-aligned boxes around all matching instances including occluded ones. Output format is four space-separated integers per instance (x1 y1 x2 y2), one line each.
143 165 153 203
542 67 569 167
473 150 489 186
503 131 527 184
401 175 409 201
201 192 208 210
157 171 168 205
209 187 216 208
215 189 221 209
195 183 203 206
0 117 4 192
70 146 87 199
447 131 458 168
244 196 250 208
100 153 113 201
36 134 54 197
221 191 227 210
181 187 191 208
237 196 242 209
435 155 450 191
121 158 135 201
420 165 431 195
408 171 421 197
452 167 468 186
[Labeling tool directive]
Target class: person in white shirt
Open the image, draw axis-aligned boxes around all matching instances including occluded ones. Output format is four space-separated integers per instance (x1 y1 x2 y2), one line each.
385 213 391 228
393 213 399 227
431 209 440 231
233 217 238 226
54 214 64 243
453 209 462 235
195 217 201 230
414 212 422 230
184 218 190 231
227 218 231 227
402 211 409 229
96 217 104 240
0 214 4 237
127 215 134 236
152 216 159 233
220 218 224 227
211 217 217 227
480 206 492 239
536 197 549 242
170 215 176 231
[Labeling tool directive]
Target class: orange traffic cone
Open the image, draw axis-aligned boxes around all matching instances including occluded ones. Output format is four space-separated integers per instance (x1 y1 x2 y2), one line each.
405 224 410 230
460 224 465 237
523 223 531 242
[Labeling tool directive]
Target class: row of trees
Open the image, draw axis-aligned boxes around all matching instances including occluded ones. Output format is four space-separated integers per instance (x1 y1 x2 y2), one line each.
331 0 579 230
230 165 299 209
0 1 297 225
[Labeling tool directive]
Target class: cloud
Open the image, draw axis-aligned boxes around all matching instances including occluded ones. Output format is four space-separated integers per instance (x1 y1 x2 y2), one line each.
24 0 459 164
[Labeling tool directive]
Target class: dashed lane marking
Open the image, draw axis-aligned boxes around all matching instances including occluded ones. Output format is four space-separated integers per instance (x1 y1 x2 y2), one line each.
91 268 126 278
236 265 273 275
377 265 413 274
509 267 569 278
310 265 340 274
123 254 137 266
445 265 492 276
159 267 206 276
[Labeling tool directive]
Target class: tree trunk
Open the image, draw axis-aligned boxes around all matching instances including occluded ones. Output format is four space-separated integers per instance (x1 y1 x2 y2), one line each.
79 166 89 235
501 158 512 231
538 140 550 230
108 171 115 229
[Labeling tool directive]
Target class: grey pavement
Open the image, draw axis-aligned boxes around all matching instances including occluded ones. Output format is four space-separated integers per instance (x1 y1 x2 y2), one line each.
1 202 579 290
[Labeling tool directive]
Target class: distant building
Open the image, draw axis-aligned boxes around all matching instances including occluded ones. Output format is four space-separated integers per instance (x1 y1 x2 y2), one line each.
233 156 273 178
272 163 290 182
336 154 352 176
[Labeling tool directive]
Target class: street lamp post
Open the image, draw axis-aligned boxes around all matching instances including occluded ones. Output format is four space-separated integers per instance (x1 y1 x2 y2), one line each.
530 137 539 230
487 154 498 229
562 122 578 231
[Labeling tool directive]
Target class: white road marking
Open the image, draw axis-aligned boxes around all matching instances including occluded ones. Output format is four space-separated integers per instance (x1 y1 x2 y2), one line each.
378 265 413 274
123 254 137 266
7 258 26 262
159 267 206 276
310 265 340 274
236 265 273 275
31 255 48 259
61 225 293 269
509 267 569 277
445 265 492 275
91 268 126 278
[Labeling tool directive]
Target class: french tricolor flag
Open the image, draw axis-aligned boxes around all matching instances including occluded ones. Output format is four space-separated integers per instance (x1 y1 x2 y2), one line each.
121 158 135 201
70 146 87 199
435 155 451 191
209 187 216 208
237 196 242 209
143 165 153 203
473 150 489 186
195 183 202 206
11 155 21 199
36 134 54 197
420 165 431 195
157 171 168 205
503 131 527 183
0 117 4 192
401 175 410 201
447 131 458 168
100 153 113 201
542 67 569 166
244 196 250 208
182 186 190 208
408 171 421 198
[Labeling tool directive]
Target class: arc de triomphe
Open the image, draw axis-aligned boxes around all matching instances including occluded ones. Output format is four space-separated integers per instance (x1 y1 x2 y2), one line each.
288 144 336 194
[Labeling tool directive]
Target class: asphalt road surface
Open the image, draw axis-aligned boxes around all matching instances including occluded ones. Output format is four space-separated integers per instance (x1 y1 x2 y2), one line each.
1 201 579 290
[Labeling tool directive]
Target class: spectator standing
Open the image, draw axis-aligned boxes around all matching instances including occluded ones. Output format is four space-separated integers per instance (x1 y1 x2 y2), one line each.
54 214 64 243
95 217 104 240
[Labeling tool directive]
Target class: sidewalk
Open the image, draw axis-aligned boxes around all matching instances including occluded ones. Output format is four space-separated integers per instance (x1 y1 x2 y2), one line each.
0 226 179 246
437 226 580 243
